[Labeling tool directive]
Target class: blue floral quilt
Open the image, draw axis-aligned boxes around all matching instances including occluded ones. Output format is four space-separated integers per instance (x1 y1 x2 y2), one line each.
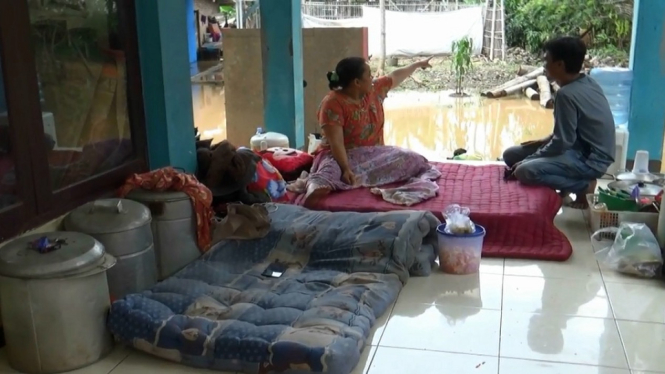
108 204 440 373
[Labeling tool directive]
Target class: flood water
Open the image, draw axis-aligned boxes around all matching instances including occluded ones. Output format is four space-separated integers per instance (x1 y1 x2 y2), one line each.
191 61 227 143
192 84 226 142
383 91 554 161
192 88 555 161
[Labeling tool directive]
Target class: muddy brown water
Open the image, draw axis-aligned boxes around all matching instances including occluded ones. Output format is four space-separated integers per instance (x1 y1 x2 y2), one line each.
383 91 554 161
192 84 227 143
193 89 554 161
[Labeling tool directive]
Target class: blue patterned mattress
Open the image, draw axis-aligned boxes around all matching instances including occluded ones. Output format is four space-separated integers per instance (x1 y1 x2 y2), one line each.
108 204 440 373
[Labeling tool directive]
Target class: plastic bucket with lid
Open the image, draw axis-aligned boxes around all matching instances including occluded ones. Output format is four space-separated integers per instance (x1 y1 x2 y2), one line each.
437 223 486 274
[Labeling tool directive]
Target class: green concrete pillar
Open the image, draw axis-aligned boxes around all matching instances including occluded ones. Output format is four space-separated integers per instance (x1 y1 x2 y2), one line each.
259 0 306 149
135 0 196 172
628 0 665 161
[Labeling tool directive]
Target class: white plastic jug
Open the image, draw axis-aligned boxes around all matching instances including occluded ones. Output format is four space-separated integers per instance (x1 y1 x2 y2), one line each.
250 127 289 151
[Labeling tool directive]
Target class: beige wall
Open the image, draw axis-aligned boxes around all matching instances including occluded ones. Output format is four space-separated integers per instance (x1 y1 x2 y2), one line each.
223 28 367 148
222 29 264 148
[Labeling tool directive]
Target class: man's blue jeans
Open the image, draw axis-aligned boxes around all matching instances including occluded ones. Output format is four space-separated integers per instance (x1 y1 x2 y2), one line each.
503 145 605 193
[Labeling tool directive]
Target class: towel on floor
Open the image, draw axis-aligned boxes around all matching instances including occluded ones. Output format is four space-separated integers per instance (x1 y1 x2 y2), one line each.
211 203 271 242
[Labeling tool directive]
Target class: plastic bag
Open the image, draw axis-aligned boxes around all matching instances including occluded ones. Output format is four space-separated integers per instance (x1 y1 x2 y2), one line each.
443 204 476 234
592 223 663 278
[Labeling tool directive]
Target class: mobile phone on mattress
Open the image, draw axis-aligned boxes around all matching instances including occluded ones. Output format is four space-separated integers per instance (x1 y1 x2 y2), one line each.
262 261 287 278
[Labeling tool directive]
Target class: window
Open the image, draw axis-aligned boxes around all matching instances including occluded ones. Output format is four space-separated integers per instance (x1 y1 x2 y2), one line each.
0 0 147 241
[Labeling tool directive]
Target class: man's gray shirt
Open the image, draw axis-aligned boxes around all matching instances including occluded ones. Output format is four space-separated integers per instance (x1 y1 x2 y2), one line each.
528 74 616 172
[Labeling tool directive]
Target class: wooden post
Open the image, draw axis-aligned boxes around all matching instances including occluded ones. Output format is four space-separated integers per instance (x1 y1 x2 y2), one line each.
500 0 506 60
378 0 386 75
489 0 497 60
537 75 554 108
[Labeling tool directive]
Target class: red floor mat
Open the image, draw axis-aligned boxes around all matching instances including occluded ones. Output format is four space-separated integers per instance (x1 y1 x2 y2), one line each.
297 163 572 261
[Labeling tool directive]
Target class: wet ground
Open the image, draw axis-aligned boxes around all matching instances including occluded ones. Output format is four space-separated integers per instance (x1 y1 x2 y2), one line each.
369 56 523 93
368 49 629 93
192 83 555 161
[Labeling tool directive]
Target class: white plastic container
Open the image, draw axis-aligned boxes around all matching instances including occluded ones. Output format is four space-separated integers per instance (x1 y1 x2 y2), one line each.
436 223 486 275
604 127 629 178
632 150 650 174
250 127 289 151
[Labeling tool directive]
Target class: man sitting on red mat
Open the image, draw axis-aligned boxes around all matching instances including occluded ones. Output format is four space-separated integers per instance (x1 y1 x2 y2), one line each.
502 37 616 209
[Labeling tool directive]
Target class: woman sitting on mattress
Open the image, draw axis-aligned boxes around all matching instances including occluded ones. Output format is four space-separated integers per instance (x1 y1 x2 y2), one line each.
299 56 439 207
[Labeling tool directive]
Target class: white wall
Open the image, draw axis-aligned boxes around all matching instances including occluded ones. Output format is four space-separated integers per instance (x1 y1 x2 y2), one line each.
303 6 484 56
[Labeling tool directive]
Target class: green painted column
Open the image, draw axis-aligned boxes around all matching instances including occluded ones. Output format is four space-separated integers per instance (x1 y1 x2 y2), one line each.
628 0 665 162
135 0 196 172
259 0 305 149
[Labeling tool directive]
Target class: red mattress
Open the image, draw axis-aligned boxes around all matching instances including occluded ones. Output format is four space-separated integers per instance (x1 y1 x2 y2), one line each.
296 163 572 261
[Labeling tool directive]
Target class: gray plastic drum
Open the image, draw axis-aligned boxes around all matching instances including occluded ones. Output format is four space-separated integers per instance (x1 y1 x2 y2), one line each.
126 190 201 280
64 199 153 257
0 232 116 374
106 244 158 299
64 199 158 299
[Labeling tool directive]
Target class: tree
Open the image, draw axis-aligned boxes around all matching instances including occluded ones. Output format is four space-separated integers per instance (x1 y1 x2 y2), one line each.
450 37 473 97
505 0 633 53
219 4 236 25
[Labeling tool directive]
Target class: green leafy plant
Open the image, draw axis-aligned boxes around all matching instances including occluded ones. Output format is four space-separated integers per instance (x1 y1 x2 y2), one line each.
219 5 236 24
450 36 473 97
505 0 632 55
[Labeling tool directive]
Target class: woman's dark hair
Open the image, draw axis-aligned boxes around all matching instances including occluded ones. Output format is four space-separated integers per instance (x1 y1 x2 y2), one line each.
326 57 367 90
543 36 587 74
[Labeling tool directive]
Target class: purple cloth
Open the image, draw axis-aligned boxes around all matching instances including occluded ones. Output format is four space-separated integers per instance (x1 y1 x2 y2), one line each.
295 146 437 205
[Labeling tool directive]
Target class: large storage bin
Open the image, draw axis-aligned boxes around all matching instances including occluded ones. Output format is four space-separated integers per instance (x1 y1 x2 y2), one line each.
126 189 201 279
64 199 158 300
0 232 116 373
590 67 633 126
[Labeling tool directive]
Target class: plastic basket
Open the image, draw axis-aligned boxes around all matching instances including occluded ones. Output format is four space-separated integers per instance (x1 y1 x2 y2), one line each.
436 223 485 275
586 194 658 236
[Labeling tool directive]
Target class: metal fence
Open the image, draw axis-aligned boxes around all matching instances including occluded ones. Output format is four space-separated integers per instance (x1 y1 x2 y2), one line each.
302 1 479 20
243 1 480 28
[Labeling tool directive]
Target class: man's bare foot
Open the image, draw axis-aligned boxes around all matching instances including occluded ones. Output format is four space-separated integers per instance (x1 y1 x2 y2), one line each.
568 179 597 209
303 186 331 209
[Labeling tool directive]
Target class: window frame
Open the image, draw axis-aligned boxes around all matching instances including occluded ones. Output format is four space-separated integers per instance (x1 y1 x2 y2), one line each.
0 0 148 241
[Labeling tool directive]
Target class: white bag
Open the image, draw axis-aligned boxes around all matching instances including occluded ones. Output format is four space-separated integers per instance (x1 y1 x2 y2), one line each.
592 223 663 278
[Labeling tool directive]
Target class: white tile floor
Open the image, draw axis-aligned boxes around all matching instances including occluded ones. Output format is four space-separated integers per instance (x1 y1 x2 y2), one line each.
1 206 665 374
